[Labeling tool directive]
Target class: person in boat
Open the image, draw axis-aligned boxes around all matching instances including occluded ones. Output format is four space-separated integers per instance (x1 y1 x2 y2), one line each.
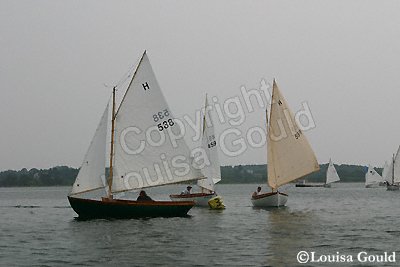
181 186 192 195
252 186 262 197
136 190 153 201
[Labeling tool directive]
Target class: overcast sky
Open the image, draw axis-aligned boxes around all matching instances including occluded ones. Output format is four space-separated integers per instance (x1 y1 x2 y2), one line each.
1 0 400 170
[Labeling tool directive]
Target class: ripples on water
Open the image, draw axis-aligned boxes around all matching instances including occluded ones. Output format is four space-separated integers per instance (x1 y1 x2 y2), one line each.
0 184 399 266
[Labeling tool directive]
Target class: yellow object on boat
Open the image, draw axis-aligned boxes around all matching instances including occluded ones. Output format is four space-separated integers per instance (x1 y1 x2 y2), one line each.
208 196 225 209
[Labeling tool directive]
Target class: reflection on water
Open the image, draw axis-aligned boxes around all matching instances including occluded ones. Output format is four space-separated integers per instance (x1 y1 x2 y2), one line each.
0 184 399 266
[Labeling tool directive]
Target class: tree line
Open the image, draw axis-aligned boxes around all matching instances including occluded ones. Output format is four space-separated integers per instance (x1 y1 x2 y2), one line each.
0 164 377 187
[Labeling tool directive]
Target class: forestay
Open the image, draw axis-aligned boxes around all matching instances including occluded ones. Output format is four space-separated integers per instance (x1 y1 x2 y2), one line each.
70 103 109 195
112 52 203 193
267 80 319 190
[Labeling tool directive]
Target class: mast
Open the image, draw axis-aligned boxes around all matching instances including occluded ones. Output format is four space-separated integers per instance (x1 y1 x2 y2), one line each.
265 107 271 191
392 153 395 185
108 87 116 198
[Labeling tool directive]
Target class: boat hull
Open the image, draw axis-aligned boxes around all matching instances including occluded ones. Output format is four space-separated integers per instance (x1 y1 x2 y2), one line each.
295 183 325 187
169 192 216 207
251 192 288 207
68 196 194 219
387 184 400 191
366 183 380 188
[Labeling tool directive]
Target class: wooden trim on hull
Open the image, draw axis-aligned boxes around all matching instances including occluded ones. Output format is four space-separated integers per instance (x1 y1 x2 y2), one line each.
68 196 195 219
252 191 288 200
169 192 216 207
169 192 215 198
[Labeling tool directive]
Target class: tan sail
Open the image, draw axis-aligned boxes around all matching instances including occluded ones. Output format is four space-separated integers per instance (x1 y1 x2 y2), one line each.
267 80 319 190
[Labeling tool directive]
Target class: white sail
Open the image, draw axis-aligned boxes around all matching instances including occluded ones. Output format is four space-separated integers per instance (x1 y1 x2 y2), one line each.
386 160 394 183
394 146 400 183
365 165 383 187
112 52 203 193
326 159 340 184
197 96 221 192
382 161 390 183
70 103 109 195
267 80 320 190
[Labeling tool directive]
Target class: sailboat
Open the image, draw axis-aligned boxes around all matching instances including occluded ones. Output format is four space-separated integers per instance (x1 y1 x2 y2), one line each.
68 51 206 219
251 80 320 207
324 159 340 188
365 165 384 188
386 146 400 191
295 159 340 187
169 95 222 207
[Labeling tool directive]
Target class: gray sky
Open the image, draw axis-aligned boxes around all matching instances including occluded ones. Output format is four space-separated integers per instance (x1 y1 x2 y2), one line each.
1 0 400 170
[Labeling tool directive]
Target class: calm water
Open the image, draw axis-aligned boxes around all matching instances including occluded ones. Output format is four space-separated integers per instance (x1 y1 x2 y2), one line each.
1 183 399 266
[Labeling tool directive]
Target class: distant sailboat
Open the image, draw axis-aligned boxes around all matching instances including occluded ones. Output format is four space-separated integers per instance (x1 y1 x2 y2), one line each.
68 51 205 218
170 95 223 207
386 146 400 191
295 159 339 187
365 165 384 188
324 159 340 188
251 80 320 207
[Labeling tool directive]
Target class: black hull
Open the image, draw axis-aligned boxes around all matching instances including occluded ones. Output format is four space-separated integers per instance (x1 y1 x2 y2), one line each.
295 183 325 187
68 196 194 219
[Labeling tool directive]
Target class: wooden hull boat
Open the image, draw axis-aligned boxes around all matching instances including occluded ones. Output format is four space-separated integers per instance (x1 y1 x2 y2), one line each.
68 196 195 219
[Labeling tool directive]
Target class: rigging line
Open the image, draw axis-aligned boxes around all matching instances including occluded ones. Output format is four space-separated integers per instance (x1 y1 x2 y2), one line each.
115 53 144 88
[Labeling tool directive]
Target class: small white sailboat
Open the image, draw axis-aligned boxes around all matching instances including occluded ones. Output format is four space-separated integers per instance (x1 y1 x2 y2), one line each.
324 159 340 188
365 165 384 188
295 159 339 188
251 80 320 207
170 95 222 207
68 51 206 218
386 146 400 191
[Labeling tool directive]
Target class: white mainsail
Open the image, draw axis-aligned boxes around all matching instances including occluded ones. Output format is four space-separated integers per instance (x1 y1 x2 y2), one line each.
365 165 383 187
70 103 109 195
112 52 203 193
386 161 394 183
267 80 320 190
382 161 390 183
326 159 340 184
197 96 221 192
385 147 400 184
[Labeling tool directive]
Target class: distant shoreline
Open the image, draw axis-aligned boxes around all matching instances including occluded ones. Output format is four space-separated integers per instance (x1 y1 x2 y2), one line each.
0 164 376 187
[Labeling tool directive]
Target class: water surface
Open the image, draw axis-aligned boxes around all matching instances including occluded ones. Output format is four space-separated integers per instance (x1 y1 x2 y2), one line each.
0 183 399 266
